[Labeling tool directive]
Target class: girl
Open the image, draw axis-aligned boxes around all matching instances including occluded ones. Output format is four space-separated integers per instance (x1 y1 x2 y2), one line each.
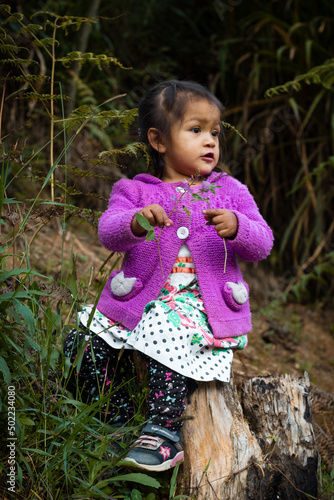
64 80 273 472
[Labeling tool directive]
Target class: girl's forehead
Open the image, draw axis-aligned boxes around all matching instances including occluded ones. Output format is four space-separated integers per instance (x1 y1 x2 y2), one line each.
181 98 221 121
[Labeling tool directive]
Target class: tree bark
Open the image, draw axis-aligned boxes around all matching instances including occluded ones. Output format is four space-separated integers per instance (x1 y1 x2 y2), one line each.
178 373 319 499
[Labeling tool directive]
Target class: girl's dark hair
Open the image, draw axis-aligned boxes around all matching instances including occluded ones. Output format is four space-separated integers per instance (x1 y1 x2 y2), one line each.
138 79 225 178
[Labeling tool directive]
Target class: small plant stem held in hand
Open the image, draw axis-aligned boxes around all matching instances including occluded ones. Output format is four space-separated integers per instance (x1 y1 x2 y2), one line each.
135 171 201 277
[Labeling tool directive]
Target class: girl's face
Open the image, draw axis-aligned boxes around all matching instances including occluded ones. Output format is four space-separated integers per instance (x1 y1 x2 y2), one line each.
161 98 221 183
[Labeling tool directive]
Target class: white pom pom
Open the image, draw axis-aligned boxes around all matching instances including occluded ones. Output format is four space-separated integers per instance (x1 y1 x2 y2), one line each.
110 271 137 297
226 282 248 304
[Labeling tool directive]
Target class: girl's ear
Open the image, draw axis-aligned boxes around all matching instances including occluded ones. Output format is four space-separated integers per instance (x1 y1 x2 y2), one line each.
147 128 167 154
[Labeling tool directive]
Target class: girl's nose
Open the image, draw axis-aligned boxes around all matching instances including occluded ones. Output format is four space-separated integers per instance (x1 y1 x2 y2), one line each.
203 133 216 147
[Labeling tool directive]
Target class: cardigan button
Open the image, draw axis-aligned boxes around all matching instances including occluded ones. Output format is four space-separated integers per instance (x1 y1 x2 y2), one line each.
177 227 189 239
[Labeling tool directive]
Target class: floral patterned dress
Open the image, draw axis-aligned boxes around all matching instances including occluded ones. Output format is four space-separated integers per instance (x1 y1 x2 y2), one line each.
78 245 247 382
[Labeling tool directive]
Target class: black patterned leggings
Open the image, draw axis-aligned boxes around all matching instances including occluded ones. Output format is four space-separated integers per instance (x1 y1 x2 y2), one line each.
63 325 188 431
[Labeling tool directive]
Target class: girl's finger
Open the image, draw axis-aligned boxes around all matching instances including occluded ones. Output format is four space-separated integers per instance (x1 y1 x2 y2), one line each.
202 209 224 216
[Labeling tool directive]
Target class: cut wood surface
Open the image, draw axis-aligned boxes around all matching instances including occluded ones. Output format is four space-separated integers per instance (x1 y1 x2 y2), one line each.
178 373 319 499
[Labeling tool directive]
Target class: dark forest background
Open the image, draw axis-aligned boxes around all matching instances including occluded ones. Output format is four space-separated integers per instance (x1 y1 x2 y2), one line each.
1 1 334 498
2 0 334 302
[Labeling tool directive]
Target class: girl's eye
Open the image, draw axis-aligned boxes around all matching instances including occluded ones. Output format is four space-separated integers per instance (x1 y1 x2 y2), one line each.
212 130 220 137
191 127 200 133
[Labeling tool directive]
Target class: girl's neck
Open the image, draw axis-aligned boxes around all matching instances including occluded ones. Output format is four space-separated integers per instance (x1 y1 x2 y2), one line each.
161 173 209 186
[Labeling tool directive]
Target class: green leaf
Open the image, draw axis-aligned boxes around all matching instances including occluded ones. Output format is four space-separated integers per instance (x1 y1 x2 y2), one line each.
104 473 161 488
169 462 180 498
21 448 53 457
0 268 46 283
135 212 154 231
131 490 142 500
3 198 22 203
204 458 211 471
19 417 35 426
0 355 11 384
183 206 191 218
13 301 35 337
146 229 156 242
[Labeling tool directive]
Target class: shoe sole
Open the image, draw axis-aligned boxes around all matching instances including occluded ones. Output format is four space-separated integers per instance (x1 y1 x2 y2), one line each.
122 451 184 472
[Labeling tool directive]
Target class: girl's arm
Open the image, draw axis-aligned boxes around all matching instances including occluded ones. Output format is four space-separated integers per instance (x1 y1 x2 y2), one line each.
131 204 173 236
98 179 173 251
98 179 147 252
203 209 238 239
203 182 273 262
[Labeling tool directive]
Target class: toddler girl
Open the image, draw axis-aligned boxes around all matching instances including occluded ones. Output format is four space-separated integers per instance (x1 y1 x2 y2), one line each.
64 80 273 472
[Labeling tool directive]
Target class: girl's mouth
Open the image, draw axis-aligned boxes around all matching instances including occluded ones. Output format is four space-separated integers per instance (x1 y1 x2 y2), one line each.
201 152 214 161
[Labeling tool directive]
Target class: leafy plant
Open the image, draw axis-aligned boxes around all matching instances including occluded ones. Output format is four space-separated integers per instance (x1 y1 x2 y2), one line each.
0 5 166 499
135 174 200 277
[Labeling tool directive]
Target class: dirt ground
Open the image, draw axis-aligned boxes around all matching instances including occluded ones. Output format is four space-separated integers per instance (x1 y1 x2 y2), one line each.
6 217 334 472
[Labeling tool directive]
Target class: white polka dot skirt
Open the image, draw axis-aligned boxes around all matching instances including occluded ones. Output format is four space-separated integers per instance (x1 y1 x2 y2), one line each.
78 268 247 383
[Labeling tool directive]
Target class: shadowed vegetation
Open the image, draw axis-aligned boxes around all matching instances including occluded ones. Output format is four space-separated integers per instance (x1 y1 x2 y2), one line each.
0 0 333 498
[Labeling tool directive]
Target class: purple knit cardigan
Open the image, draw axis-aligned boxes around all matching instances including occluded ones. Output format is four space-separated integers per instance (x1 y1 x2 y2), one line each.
97 171 273 338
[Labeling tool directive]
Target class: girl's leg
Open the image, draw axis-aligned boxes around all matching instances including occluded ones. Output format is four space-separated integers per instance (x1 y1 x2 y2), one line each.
146 358 188 431
63 325 134 424
124 357 187 471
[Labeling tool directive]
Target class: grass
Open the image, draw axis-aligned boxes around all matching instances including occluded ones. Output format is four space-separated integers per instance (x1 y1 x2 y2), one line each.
1 4 333 495
0 149 188 499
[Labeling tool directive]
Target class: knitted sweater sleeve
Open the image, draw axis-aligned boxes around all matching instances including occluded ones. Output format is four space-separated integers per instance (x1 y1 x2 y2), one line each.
228 181 274 262
98 179 146 252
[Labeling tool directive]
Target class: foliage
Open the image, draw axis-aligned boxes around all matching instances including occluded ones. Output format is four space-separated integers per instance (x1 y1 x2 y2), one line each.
103 0 334 305
133 173 228 278
265 58 334 96
0 5 185 498
0 2 146 206
0 1 333 497
2 0 334 303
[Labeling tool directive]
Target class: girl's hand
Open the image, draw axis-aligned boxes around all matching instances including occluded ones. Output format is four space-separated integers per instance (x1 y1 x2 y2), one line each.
203 209 238 239
131 204 173 236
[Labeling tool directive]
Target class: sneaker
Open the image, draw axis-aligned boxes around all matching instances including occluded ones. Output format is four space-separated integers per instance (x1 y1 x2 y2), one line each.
123 424 184 472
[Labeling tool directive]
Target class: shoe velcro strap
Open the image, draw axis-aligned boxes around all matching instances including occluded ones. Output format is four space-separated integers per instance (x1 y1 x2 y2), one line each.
135 435 161 447
142 424 179 443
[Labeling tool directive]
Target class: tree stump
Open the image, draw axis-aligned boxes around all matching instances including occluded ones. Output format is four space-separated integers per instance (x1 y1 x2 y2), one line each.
178 372 319 499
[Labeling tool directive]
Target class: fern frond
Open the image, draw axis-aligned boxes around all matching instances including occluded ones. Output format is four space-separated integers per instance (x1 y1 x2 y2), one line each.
32 12 98 32
59 165 118 182
0 58 39 67
120 108 138 131
123 141 148 157
98 141 151 169
0 27 10 39
0 31 17 47
2 75 48 83
63 106 137 132
1 12 24 25
222 121 247 142
87 158 126 170
15 92 71 101
90 110 119 129
0 44 22 54
18 24 42 36
64 185 107 199
57 51 128 70
32 37 59 49
63 105 95 130
265 58 334 97
0 4 12 14
92 109 137 130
